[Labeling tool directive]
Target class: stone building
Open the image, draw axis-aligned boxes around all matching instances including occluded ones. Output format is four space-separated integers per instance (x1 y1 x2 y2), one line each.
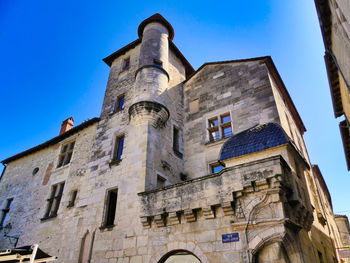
314 0 350 170
1 13 349 263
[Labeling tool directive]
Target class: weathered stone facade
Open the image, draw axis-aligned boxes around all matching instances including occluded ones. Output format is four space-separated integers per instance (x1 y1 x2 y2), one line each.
1 13 349 263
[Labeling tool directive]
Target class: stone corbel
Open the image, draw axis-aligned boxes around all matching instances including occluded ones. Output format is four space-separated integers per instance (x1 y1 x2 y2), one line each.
154 214 167 227
140 216 151 229
184 209 196 222
168 212 181 226
222 201 235 216
203 206 215 219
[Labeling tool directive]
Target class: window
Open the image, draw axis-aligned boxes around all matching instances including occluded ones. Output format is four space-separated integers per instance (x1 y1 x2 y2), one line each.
57 141 75 168
115 94 125 111
112 135 124 162
122 57 130 71
0 198 13 227
156 174 166 188
32 167 39 176
210 163 223 174
153 58 163 67
207 113 232 142
67 190 78 208
173 126 182 158
103 188 118 228
43 182 65 219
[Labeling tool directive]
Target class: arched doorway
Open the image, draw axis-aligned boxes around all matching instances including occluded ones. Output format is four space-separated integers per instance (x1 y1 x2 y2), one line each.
254 242 290 263
158 250 201 263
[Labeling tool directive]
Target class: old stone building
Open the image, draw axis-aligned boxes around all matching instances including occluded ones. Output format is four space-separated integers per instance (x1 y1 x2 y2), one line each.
1 13 349 263
314 0 350 170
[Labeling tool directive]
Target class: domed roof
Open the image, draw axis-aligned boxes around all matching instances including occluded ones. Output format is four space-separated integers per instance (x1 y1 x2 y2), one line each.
219 123 291 161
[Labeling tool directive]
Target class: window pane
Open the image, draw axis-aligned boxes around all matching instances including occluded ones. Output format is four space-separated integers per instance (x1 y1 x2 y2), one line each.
116 136 124 160
118 96 125 110
222 126 232 138
208 118 218 127
106 190 118 226
221 114 230 123
211 164 223 173
209 130 220 141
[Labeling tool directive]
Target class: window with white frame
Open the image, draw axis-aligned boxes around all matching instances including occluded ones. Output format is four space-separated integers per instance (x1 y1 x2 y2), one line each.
207 113 232 142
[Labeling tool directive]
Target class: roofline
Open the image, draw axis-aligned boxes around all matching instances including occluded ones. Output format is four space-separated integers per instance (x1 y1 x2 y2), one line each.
312 164 333 209
1 117 100 164
184 56 306 134
102 40 194 78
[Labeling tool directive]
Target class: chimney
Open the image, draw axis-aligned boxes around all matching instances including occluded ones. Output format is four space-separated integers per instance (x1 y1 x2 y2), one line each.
59 117 74 135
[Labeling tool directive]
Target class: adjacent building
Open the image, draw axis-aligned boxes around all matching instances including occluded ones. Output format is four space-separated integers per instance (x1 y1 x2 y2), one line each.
1 13 349 263
314 0 350 170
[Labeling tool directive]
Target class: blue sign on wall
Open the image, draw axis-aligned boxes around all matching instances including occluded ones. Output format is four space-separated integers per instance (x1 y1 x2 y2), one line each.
222 233 239 243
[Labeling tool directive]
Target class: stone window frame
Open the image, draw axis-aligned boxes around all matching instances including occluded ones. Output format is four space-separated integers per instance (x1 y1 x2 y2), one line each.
0 198 14 228
207 112 233 142
100 187 118 230
209 162 224 174
172 125 183 159
57 140 75 168
110 134 125 166
67 189 78 208
121 57 130 72
114 93 125 113
41 181 65 221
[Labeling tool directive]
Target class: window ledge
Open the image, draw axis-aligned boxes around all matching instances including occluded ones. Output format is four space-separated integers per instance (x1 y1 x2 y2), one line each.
109 108 124 116
205 137 230 146
55 163 70 172
109 159 122 167
40 215 57 222
99 224 115 231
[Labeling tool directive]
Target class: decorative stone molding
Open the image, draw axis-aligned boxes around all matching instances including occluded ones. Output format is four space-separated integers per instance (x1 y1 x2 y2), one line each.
203 206 215 219
168 212 180 225
184 209 196 222
128 101 169 128
154 214 166 227
221 201 234 216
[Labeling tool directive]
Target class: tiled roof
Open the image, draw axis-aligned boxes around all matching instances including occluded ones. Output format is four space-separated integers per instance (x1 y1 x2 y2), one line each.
219 123 291 161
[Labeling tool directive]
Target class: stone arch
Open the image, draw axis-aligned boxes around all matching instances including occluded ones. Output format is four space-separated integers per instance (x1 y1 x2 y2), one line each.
250 232 302 263
149 242 209 263
158 250 201 263
78 229 94 263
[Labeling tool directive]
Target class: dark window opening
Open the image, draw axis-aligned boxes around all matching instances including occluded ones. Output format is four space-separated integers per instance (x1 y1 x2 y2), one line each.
122 57 130 71
67 190 78 207
0 198 13 227
318 251 324 263
112 135 124 162
172 126 183 159
115 94 125 111
157 174 166 188
32 167 39 176
43 182 65 219
57 141 75 168
153 58 163 67
210 163 223 174
104 189 118 227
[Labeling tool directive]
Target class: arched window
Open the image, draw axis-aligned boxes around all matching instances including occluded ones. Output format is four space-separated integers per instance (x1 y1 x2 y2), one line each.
158 250 201 263
78 231 90 263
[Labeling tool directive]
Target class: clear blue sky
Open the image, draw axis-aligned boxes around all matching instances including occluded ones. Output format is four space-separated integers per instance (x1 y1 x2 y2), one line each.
0 0 349 217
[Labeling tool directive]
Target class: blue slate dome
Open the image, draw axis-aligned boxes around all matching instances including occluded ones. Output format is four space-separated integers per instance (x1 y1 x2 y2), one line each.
219 123 291 161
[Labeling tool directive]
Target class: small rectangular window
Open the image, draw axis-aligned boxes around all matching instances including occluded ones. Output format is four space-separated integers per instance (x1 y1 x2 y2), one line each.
0 198 13 227
122 57 130 71
173 126 180 152
208 117 218 128
57 141 75 168
221 113 231 124
113 135 124 161
153 58 163 67
43 182 65 219
210 163 223 174
67 190 78 207
103 188 118 227
156 174 166 188
115 94 125 111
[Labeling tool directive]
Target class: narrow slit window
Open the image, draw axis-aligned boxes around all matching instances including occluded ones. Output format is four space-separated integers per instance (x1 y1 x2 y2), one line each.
122 57 130 71
104 189 118 227
115 94 125 111
173 126 180 152
67 190 78 207
153 58 163 67
113 135 124 161
0 198 13 227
